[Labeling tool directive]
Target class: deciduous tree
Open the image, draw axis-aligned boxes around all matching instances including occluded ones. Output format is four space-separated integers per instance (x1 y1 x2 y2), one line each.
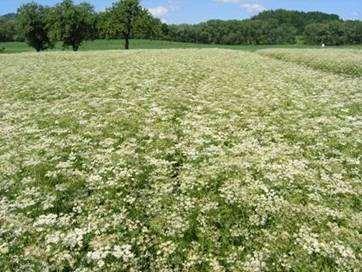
50 0 96 51
109 0 142 49
17 2 53 51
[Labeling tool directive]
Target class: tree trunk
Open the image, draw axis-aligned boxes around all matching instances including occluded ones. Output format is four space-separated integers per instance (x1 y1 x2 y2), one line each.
124 36 129 50
35 41 42 52
72 44 79 51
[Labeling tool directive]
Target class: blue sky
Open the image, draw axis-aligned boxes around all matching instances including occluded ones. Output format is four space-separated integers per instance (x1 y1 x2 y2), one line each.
1 0 361 23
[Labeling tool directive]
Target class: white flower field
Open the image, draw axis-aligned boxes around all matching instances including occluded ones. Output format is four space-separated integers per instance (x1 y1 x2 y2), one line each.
258 49 362 77
0 49 361 271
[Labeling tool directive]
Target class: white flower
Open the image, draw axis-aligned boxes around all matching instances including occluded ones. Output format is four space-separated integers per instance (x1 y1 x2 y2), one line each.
112 244 134 262
0 243 9 254
33 214 58 227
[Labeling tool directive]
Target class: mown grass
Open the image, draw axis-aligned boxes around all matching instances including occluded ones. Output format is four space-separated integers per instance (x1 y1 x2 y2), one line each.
0 49 361 271
1 38 355 54
258 48 362 77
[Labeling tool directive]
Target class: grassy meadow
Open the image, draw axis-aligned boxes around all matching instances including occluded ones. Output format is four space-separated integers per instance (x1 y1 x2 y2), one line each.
0 48 361 271
0 39 343 54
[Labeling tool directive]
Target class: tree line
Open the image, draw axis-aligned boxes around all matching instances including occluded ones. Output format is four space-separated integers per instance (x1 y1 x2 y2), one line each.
0 0 361 51
165 10 361 46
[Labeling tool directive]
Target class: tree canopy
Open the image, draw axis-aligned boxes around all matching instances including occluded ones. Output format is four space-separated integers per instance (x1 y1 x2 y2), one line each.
50 0 96 51
162 10 360 46
107 0 142 49
0 16 17 42
16 2 53 51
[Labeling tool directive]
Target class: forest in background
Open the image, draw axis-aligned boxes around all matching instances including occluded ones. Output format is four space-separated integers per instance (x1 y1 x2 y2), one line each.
1 4 361 47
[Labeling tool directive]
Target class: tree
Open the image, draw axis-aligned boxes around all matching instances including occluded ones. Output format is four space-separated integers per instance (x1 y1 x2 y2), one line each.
17 2 53 51
50 0 96 51
0 18 17 42
303 20 362 46
133 9 163 40
253 9 340 35
109 0 142 49
96 11 117 39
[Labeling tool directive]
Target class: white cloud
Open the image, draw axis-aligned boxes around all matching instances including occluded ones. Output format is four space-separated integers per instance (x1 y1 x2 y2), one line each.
351 11 361 19
240 3 266 15
148 6 169 18
214 0 266 15
147 1 180 21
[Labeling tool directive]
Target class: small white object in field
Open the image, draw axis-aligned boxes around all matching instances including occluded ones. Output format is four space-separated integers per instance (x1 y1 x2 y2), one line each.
321 43 326 47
